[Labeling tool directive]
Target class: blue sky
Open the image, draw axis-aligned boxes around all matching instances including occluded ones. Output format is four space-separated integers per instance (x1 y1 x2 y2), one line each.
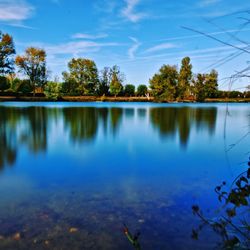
0 0 250 90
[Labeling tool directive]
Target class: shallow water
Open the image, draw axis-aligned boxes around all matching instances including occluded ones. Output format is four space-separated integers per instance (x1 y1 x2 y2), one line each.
0 102 249 249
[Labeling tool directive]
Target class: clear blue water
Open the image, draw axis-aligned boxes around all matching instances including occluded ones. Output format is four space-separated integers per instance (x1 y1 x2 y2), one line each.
0 102 249 249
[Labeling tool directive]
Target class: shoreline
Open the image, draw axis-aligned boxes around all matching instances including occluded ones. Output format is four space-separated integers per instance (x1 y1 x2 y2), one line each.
0 96 249 103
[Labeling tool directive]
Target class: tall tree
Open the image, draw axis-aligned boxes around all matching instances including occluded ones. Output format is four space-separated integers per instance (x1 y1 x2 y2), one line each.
15 47 47 96
149 64 178 101
62 58 99 95
0 31 15 75
178 57 192 99
109 65 124 97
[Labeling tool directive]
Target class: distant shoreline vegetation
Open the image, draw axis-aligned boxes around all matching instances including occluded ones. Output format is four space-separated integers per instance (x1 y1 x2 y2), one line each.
0 31 250 102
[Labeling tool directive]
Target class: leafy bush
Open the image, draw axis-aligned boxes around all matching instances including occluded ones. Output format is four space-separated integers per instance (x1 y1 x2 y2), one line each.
44 81 61 100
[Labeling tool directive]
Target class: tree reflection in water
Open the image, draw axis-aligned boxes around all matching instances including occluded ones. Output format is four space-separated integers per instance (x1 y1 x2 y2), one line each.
0 105 218 172
150 107 217 148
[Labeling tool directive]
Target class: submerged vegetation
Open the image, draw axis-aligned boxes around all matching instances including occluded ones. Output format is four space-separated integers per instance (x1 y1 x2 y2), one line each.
0 30 249 102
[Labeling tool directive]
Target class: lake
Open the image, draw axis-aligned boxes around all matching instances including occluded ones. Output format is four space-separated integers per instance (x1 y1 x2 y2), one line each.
0 102 249 249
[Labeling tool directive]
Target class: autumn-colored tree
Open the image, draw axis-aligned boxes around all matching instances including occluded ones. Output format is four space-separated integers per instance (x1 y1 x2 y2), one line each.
15 47 47 96
0 31 15 75
62 58 99 95
178 57 192 99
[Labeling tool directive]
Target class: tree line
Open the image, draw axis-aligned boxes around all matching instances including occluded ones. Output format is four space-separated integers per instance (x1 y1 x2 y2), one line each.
0 30 249 101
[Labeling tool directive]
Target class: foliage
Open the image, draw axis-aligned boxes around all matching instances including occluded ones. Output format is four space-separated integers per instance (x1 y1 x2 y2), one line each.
97 67 112 96
109 65 124 97
149 64 178 101
228 91 244 99
137 84 148 96
192 157 250 249
204 69 218 98
192 73 206 102
0 31 15 75
62 58 99 96
61 79 79 96
44 81 61 100
178 57 192 99
0 76 10 92
124 84 135 96
15 47 47 96
14 79 32 94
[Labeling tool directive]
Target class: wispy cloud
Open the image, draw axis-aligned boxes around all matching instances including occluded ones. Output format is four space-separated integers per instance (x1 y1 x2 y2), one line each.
46 41 121 57
0 0 34 22
128 37 141 59
121 0 146 22
145 42 178 53
199 0 222 7
71 33 108 40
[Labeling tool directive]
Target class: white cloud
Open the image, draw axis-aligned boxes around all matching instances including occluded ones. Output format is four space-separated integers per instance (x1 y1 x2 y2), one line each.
121 0 146 22
71 33 108 40
128 37 141 59
0 0 34 22
145 43 178 53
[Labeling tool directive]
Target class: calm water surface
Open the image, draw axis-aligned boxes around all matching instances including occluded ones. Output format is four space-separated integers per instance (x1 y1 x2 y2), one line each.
0 102 249 249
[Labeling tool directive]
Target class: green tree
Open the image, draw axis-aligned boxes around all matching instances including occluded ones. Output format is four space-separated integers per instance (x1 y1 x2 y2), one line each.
178 57 192 99
0 76 10 92
124 84 135 96
193 73 206 102
15 47 47 96
0 31 15 75
97 67 112 96
109 66 123 97
44 81 61 100
149 64 178 101
62 58 99 95
137 84 148 96
204 69 218 98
